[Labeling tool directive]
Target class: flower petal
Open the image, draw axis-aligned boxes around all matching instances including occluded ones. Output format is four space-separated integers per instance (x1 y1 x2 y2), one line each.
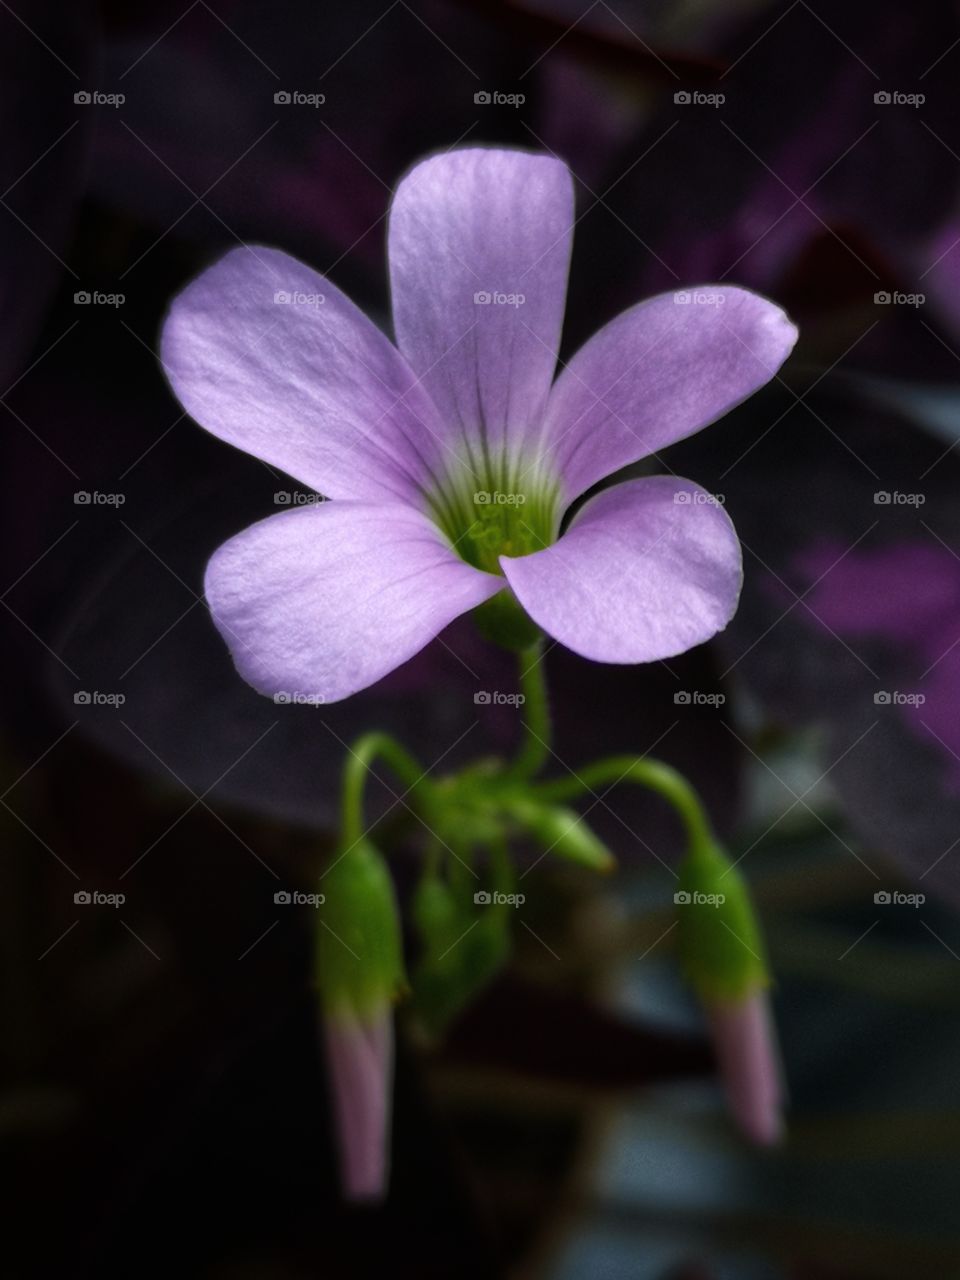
388 148 573 468
707 992 784 1147
500 476 742 663
543 286 797 502
323 1008 394 1201
205 501 500 703
161 245 448 504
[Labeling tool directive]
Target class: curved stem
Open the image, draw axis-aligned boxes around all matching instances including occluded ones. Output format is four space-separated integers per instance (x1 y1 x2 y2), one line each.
509 641 551 779
533 755 714 854
341 732 429 847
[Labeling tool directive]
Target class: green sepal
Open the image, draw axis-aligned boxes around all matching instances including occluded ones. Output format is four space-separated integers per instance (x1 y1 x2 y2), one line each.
675 842 769 1002
507 798 616 872
472 589 543 652
314 839 406 1017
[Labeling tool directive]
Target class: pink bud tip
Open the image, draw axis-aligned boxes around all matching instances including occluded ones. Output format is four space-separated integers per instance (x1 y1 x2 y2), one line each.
706 991 784 1146
322 1008 394 1200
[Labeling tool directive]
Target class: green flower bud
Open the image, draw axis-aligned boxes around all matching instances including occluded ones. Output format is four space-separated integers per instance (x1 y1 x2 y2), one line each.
412 870 461 959
315 839 406 1017
675 842 769 1003
411 870 512 1037
507 798 615 872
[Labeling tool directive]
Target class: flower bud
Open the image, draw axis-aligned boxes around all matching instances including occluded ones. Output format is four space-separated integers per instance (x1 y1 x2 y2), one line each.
507 798 616 872
675 841 783 1145
411 869 510 1036
315 839 405 1200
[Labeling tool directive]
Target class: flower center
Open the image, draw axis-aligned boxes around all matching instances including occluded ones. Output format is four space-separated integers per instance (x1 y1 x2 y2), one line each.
430 465 561 575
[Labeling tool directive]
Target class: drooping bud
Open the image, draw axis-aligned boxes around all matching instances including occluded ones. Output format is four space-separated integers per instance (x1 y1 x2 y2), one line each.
315 839 405 1200
507 798 616 872
675 840 784 1146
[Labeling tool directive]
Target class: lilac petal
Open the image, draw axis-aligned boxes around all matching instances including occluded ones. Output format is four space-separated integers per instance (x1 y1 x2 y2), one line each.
543 287 797 503
501 476 742 664
322 1007 394 1201
161 245 449 505
388 148 573 466
707 991 784 1147
205 501 500 704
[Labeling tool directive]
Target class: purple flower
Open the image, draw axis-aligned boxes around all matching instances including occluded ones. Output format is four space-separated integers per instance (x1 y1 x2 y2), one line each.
161 148 796 703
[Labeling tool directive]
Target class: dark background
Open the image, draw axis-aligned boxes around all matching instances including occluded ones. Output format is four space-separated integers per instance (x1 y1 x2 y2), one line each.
4 3 960 1277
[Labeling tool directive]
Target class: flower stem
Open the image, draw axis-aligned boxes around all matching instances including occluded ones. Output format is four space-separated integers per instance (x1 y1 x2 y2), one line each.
532 755 713 854
509 641 551 779
341 732 428 848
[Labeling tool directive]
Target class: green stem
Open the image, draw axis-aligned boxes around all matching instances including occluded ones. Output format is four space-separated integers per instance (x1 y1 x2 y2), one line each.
509 641 551 779
341 732 429 847
532 755 714 854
